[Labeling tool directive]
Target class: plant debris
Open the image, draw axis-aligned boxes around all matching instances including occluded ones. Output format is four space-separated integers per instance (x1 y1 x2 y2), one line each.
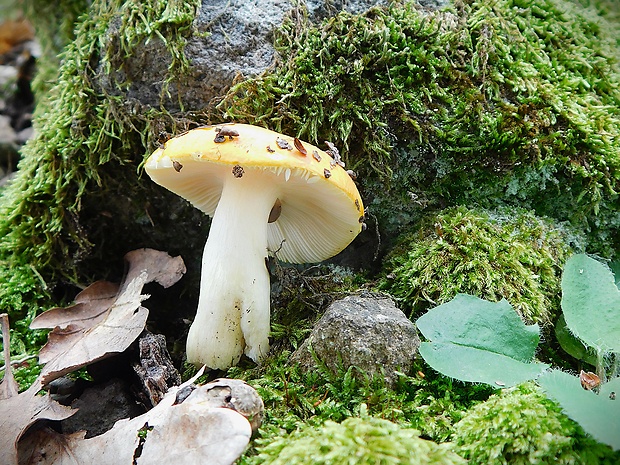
30 248 186 385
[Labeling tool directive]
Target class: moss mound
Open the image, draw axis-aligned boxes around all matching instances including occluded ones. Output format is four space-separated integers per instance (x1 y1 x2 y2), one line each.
253 415 465 465
378 206 575 324
222 0 620 256
452 383 620 464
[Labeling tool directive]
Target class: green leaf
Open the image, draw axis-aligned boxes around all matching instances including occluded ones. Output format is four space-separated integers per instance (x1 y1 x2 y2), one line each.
610 261 620 287
561 255 620 353
539 369 620 451
554 315 597 366
416 294 549 388
600 377 620 400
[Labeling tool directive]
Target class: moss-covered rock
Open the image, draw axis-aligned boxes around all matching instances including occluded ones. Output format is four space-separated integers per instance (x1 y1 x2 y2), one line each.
3 0 620 365
452 382 620 464
222 0 620 257
0 0 203 354
378 206 575 324
251 415 466 465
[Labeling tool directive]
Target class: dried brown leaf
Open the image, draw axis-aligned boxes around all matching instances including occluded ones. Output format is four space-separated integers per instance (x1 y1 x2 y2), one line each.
0 315 75 465
30 281 119 333
0 18 34 54
1 382 76 465
18 378 258 465
18 428 85 465
0 250 185 465
31 249 186 385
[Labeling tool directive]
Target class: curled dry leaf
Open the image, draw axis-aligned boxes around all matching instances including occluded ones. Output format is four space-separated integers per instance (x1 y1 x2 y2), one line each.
579 370 601 390
0 315 75 465
18 378 262 465
31 249 186 385
0 18 34 54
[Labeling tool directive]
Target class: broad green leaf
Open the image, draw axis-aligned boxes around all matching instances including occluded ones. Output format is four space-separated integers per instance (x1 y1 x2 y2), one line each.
611 261 620 287
539 369 620 450
416 294 548 388
554 315 597 366
600 377 620 400
561 255 620 353
419 342 548 387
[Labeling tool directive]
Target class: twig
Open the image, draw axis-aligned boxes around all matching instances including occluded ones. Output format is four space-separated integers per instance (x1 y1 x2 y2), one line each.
0 354 38 373
0 313 19 397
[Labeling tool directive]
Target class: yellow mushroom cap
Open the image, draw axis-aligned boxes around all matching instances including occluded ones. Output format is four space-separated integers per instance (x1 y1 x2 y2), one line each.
145 124 364 263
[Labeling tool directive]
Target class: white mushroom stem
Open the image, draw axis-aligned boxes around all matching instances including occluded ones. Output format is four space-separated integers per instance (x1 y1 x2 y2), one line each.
186 170 279 369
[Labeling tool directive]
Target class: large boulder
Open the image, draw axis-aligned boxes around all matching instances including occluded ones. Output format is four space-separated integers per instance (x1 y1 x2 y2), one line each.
96 0 390 111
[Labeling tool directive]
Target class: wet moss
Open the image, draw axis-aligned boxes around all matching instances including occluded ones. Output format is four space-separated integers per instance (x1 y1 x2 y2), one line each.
229 354 494 463
221 0 620 256
22 0 90 95
251 414 466 465
378 206 577 325
453 382 620 464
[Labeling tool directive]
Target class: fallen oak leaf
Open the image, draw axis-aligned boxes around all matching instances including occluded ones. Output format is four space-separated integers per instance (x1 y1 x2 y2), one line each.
17 376 262 465
1 381 75 465
30 281 119 336
31 249 186 385
0 314 75 465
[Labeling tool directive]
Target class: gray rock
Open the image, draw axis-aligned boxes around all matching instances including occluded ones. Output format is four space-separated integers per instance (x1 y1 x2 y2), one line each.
291 293 420 385
96 0 387 111
306 0 387 20
96 0 293 111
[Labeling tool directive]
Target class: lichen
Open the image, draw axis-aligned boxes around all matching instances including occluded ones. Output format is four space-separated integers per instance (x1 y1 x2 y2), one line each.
221 0 620 257
378 206 576 324
452 382 620 464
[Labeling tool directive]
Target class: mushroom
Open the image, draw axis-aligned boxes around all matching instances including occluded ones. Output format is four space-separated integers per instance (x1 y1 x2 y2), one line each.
145 124 364 369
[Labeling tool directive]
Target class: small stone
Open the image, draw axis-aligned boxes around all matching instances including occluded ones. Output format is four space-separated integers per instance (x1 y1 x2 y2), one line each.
0 114 16 144
47 376 79 405
291 293 420 386
186 378 264 433
0 65 18 87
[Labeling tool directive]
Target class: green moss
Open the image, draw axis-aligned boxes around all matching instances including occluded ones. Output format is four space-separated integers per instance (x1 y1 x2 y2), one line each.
269 263 362 352
221 0 620 256
378 206 575 324
250 415 465 465
22 0 90 95
0 0 200 353
228 354 493 453
452 382 620 464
